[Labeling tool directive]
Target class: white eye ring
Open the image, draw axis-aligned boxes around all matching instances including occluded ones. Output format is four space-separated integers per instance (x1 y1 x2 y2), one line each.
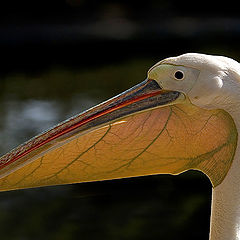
174 70 185 80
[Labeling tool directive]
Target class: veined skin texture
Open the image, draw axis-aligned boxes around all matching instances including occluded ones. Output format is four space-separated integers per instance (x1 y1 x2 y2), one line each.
0 101 237 191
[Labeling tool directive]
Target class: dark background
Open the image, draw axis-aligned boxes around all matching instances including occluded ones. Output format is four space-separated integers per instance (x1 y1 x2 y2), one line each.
0 0 238 239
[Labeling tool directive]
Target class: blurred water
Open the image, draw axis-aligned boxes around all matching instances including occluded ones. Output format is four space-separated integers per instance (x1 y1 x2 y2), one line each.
0 59 152 154
0 96 98 153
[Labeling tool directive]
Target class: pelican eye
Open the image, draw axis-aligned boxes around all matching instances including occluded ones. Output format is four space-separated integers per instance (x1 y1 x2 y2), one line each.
174 70 184 80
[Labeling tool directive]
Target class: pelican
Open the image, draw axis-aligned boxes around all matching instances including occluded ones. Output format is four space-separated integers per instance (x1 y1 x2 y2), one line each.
0 53 239 239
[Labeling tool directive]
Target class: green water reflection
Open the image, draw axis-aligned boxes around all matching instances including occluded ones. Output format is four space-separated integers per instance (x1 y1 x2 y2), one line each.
0 59 152 153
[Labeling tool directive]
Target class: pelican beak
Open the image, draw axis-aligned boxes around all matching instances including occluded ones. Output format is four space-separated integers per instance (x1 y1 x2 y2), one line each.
0 77 187 191
74 79 185 134
0 79 185 176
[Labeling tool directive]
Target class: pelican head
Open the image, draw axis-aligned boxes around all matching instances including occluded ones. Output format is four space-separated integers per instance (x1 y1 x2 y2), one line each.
1 53 240 239
149 53 240 111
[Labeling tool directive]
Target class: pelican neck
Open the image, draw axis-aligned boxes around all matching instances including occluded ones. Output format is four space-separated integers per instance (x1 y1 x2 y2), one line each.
210 109 240 240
